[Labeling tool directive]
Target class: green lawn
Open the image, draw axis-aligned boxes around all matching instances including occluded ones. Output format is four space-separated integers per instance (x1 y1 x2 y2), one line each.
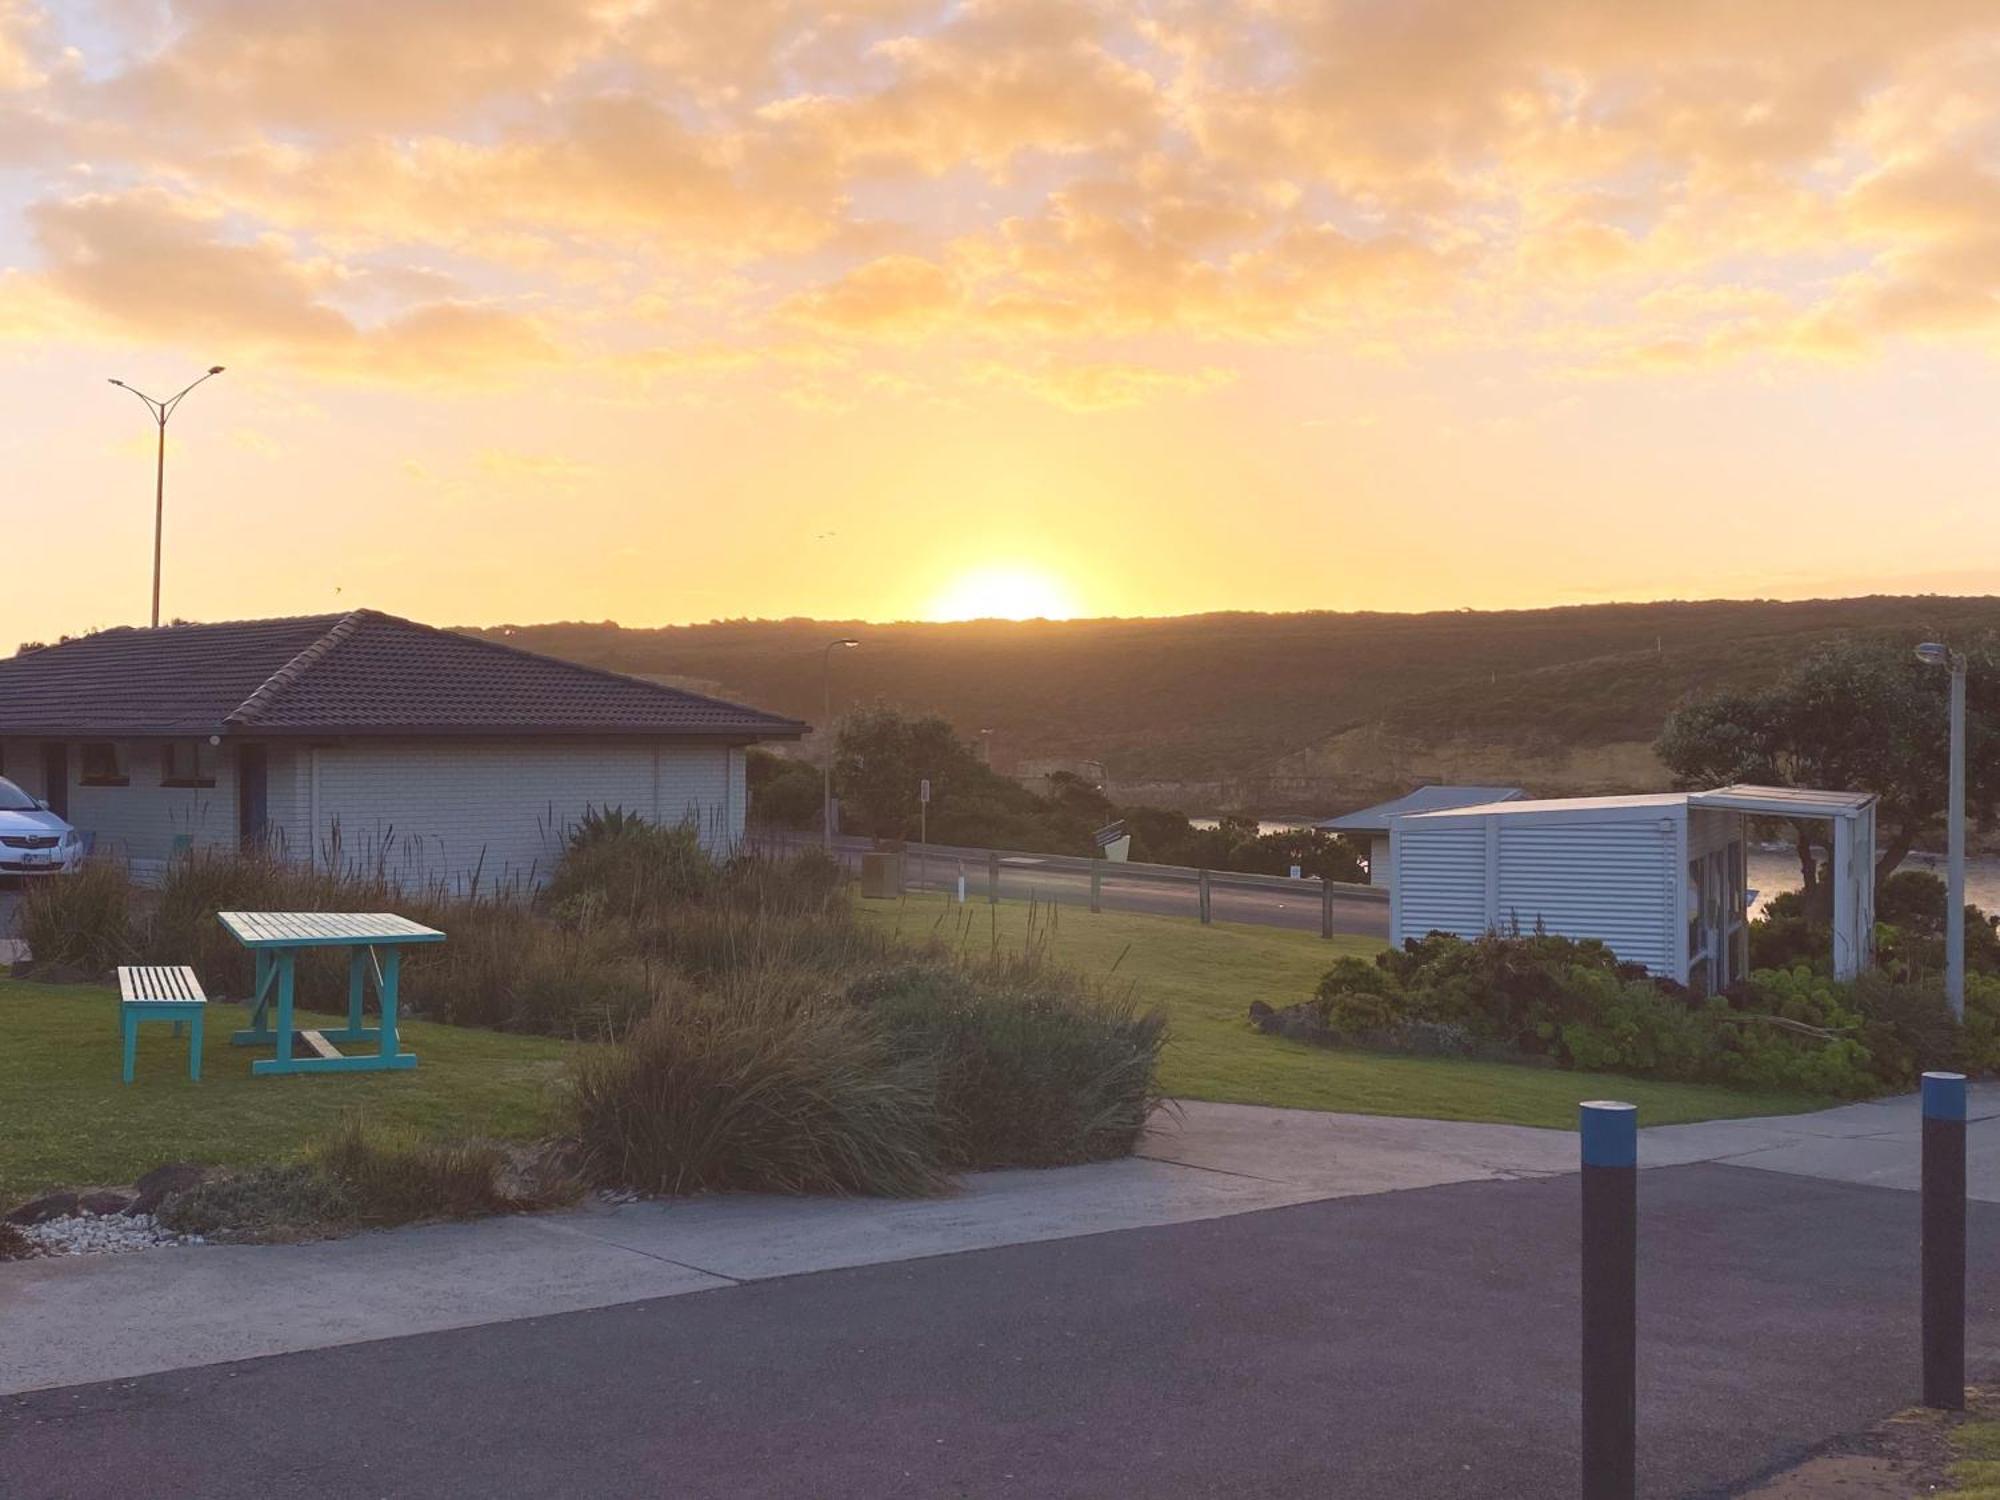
859 893 1830 1130
0 980 572 1204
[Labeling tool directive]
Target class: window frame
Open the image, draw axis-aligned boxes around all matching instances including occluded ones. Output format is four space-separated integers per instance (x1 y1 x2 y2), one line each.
161 738 217 789
78 741 130 788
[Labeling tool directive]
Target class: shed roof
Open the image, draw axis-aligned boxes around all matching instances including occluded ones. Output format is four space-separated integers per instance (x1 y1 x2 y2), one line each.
1404 792 1688 821
0 610 807 741
1317 785 1526 833
1687 784 1877 816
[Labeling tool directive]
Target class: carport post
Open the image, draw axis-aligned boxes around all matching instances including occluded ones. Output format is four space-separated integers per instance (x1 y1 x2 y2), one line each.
1580 1100 1637 1500
1922 1071 1967 1410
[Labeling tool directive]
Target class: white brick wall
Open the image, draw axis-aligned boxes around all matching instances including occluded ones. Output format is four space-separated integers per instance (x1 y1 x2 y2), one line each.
0 735 238 871
266 738 746 897
2 735 750 893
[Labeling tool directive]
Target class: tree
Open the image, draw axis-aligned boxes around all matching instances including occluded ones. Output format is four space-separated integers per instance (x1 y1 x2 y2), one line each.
1657 636 2000 899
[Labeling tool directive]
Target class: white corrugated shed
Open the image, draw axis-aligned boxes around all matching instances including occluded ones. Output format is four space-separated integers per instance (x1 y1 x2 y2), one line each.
1388 785 1878 986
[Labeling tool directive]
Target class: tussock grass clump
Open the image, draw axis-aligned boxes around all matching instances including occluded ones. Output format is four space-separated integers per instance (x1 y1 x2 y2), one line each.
16 859 133 976
851 956 1168 1169
567 972 947 1197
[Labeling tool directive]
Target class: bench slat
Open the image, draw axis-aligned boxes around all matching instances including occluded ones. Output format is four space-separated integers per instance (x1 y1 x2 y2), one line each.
116 965 208 1006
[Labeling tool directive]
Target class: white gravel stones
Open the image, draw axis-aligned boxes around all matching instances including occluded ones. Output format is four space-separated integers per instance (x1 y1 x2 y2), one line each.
17 1212 204 1256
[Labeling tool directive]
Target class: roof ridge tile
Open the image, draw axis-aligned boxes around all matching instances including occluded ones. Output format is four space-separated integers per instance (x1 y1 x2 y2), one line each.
223 610 370 727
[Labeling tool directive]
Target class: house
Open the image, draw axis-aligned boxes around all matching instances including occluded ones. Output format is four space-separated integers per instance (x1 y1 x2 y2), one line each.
1388 785 1877 991
0 610 806 890
1317 785 1526 886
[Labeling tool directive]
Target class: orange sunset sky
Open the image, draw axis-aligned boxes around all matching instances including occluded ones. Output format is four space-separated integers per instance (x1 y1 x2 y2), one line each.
3 1 1999 656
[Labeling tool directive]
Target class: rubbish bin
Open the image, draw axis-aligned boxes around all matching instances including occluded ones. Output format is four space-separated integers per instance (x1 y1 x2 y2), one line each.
859 851 904 898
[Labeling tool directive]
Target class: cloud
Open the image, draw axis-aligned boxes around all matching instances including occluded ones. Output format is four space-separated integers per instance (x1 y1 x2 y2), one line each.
0 0 1995 399
979 356 1235 411
24 188 555 382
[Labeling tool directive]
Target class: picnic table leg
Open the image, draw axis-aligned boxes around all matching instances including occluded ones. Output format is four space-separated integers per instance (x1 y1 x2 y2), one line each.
121 1011 137 1085
348 949 367 1034
236 953 279 1045
189 1008 204 1083
273 952 297 1070
378 945 402 1062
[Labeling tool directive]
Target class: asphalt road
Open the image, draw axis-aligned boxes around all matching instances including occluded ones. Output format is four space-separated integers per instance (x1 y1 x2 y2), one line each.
5 1163 1991 1499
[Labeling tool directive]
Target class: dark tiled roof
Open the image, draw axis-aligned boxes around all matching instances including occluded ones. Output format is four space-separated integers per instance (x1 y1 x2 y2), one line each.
0 611 807 740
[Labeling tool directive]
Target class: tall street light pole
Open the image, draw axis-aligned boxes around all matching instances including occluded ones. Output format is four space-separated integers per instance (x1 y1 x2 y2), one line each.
1917 643 1968 1019
822 637 858 847
108 366 225 628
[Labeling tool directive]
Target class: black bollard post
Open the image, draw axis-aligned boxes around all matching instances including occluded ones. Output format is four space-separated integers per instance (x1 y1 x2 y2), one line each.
1581 1100 1637 1500
988 851 1000 906
1320 877 1334 940
1923 1070 1967 1411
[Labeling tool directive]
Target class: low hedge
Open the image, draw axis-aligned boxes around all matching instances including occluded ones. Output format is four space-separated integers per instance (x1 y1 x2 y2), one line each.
1281 930 1994 1098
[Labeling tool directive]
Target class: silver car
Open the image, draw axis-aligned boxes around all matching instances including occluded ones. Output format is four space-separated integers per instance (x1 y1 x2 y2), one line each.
0 775 83 875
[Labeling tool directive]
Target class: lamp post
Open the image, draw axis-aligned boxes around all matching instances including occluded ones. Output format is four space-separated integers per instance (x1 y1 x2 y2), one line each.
108 366 226 628
1917 643 1967 1019
822 637 858 847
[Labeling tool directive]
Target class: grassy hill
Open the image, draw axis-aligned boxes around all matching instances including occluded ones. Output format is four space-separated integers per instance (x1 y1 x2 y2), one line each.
466 596 2000 813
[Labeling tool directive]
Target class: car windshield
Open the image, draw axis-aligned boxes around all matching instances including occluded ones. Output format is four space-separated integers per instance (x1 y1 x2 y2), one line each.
0 776 41 813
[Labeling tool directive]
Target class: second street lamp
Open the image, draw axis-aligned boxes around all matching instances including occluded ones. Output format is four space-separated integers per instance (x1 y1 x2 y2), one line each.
1917 642 1968 1019
108 365 226 628
822 637 859 847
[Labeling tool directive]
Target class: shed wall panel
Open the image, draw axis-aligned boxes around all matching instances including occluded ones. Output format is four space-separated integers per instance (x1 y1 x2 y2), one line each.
1495 821 1677 972
1393 826 1490 942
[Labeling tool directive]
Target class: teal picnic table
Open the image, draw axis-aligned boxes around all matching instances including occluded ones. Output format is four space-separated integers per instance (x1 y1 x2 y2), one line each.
219 911 445 1077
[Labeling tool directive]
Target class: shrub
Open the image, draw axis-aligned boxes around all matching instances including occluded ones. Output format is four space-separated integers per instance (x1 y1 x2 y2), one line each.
546 808 716 922
310 1115 529 1226
16 860 132 976
566 973 947 1197
1295 932 1885 1096
849 956 1168 1169
158 1117 578 1239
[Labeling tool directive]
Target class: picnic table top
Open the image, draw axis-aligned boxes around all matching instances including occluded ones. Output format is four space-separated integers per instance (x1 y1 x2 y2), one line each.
216 911 447 948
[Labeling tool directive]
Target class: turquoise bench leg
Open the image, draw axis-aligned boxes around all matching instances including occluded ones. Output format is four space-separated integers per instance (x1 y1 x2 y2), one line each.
121 1011 137 1085
189 1008 204 1082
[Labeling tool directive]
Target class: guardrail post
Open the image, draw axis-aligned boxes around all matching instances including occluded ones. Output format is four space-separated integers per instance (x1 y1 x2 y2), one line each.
1090 863 1102 914
1320 877 1334 939
1581 1100 1637 1500
1923 1070 1967 1410
1198 869 1212 925
988 850 1000 906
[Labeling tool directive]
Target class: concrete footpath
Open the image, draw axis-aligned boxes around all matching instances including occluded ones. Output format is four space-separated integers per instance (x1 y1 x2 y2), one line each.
6 1089 1999 1398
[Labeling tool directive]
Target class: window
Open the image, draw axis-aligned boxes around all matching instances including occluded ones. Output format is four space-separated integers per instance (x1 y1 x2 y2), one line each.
79 742 129 787
162 739 216 788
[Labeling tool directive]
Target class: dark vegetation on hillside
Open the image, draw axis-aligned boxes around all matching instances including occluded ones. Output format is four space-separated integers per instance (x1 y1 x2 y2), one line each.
465 597 2000 793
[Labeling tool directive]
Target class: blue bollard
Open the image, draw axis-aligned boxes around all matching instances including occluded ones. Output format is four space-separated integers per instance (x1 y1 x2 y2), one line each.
1581 1100 1637 1500
1923 1071 1967 1410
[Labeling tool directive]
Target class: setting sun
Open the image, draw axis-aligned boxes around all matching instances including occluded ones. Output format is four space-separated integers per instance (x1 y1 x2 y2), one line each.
926 567 1079 623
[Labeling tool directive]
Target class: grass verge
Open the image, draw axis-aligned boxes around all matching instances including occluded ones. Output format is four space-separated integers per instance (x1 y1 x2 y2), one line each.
857 893 1831 1129
0 978 571 1205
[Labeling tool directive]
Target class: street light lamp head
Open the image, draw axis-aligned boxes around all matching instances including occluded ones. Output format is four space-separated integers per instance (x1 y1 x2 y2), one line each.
1917 643 1951 667
107 378 125 387
208 366 225 375
835 637 858 648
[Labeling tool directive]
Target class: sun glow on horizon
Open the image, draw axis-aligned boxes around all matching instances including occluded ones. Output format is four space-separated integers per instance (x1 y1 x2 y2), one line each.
926 566 1080 623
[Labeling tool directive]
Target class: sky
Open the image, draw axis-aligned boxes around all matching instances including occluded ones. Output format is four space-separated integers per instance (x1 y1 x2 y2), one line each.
2 1 2000 654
